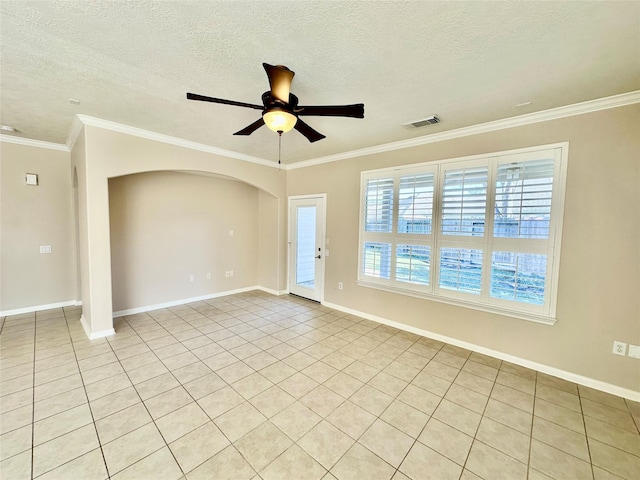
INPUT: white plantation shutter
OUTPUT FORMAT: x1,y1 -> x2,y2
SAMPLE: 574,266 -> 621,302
398,173 -> 434,234
359,144 -> 566,323
364,177 -> 394,233
441,167 -> 488,236
494,159 -> 554,239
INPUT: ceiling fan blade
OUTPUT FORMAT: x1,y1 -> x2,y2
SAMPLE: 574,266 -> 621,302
233,118 -> 265,136
294,118 -> 326,143
263,63 -> 295,104
297,103 -> 364,118
187,92 -> 263,110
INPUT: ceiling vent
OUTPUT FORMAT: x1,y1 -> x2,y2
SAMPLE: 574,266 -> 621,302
403,115 -> 441,128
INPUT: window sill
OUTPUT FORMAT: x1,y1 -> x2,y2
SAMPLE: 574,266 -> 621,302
357,280 -> 557,326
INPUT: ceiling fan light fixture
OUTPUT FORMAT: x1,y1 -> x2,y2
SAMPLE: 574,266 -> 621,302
263,108 -> 297,133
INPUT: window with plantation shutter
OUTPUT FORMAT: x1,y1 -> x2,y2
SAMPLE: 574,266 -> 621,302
358,144 -> 567,324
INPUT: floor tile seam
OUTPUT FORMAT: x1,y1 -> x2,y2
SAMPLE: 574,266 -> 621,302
578,395 -> 635,415
58,308 -> 112,480
455,360 -> 498,476
106,443 -> 168,478
103,332 -> 188,479
584,433 -> 640,460
29,308 -> 37,480
0,394 -> 36,418
0,369 -> 35,388
530,434 -> 595,468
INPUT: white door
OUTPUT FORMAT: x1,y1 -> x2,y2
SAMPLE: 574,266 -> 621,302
289,195 -> 325,302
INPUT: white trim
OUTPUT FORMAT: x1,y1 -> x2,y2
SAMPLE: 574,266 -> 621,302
74,115 -> 277,168
66,115 -> 85,151
257,287 -> 289,296
0,134 -> 69,152
80,314 -> 115,340
0,300 -> 79,317
356,280 -> 556,325
112,287 -> 260,317
323,300 -> 640,401
288,90 -> 640,170
2,90 -> 637,163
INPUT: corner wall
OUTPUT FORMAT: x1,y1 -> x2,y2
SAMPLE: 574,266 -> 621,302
109,171 -> 260,312
72,124 -> 287,337
287,104 -> 640,394
0,141 -> 77,312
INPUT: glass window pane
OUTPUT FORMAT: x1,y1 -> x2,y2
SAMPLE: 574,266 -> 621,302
295,206 -> 316,288
396,245 -> 430,285
494,159 -> 554,239
363,242 -> 392,279
439,248 -> 483,294
491,252 -> 547,305
365,178 -> 394,232
398,174 -> 433,234
442,167 -> 488,236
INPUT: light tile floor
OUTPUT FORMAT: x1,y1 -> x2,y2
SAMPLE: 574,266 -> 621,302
1,291 -> 639,480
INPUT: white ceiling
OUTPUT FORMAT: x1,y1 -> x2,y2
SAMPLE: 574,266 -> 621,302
1,1 -> 639,164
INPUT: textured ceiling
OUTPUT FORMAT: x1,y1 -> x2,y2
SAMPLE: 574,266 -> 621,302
1,1 -> 639,164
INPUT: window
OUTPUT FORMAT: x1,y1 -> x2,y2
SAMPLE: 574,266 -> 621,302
358,144 -> 567,323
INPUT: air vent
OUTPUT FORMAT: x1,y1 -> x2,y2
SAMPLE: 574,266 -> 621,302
403,115 -> 441,128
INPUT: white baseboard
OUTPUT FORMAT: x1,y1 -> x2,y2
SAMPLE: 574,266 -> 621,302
112,286 -> 261,318
1,300 -> 79,317
257,287 -> 289,296
79,314 -> 115,340
323,301 -> 640,402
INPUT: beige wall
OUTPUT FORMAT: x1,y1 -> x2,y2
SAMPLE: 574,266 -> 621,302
287,104 -> 640,392
0,141 -> 76,311
72,125 -> 287,336
109,171 -> 259,312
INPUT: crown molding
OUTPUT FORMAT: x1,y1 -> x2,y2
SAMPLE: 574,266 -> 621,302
4,90 -> 638,165
74,115 -> 277,168
66,115 -> 85,151
0,134 -> 68,152
288,90 -> 640,170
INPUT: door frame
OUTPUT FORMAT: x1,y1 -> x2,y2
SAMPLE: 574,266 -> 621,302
287,194 -> 327,302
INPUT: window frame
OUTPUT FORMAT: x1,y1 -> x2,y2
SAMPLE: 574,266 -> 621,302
357,143 -> 568,325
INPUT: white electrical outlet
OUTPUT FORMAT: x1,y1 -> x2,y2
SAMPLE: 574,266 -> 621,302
612,341 -> 627,356
39,245 -> 52,254
225,271 -> 230,277
628,344 -> 640,359
338,282 -> 343,290
229,270 -> 234,277
189,274 -> 194,283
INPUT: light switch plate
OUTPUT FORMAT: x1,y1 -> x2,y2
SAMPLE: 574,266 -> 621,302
628,344 -> 640,359
26,173 -> 38,186
39,245 -> 52,254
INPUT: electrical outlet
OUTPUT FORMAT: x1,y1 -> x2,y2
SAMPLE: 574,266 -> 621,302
338,282 -> 343,290
612,341 -> 627,356
628,344 -> 640,359
39,245 -> 52,254
229,270 -> 234,277
225,271 -> 230,277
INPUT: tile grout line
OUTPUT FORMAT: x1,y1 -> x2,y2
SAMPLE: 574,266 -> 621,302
30,311 -> 36,480
526,369 -> 538,480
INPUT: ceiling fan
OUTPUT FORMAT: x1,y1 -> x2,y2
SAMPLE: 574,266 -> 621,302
187,63 -> 364,143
